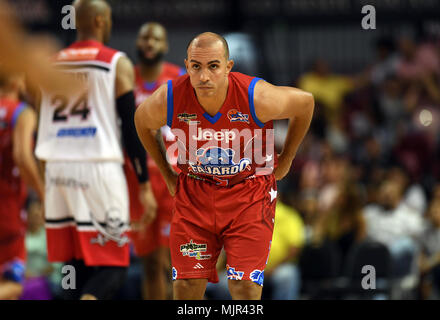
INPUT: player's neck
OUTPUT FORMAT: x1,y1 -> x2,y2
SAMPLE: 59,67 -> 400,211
76,33 -> 103,44
195,79 -> 229,116
139,62 -> 163,83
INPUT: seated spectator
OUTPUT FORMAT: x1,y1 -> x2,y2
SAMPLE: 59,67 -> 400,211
369,36 -> 399,87
21,200 -> 63,300
298,59 -> 354,126
396,36 -> 440,80
363,177 -> 424,276
312,180 -> 366,266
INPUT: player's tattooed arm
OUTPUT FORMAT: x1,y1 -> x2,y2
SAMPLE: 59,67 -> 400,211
253,80 -> 314,180
135,84 -> 178,196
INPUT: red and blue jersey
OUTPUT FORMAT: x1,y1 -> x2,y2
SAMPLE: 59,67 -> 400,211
167,72 -> 277,187
134,62 -> 185,107
126,62 -> 184,222
0,98 -> 27,199
0,98 -> 28,247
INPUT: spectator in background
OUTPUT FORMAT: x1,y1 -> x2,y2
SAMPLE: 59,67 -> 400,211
263,195 -> 305,300
369,37 -> 399,87
21,199 -> 63,300
298,59 -> 354,126
396,36 -> 440,110
312,177 -> 366,265
418,199 -> 440,299
396,36 -> 440,81
363,175 -> 424,276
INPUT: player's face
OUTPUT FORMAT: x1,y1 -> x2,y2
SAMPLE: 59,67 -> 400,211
136,25 -> 168,64
185,43 -> 233,97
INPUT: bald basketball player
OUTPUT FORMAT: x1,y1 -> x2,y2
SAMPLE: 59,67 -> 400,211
126,22 -> 184,300
36,0 -> 152,300
135,32 -> 314,300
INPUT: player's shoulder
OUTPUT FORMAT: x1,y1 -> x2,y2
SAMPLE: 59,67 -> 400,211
97,44 -> 125,64
229,72 -> 262,88
56,41 -> 125,65
0,99 -> 28,127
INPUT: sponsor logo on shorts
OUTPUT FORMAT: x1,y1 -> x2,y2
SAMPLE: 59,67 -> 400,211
250,269 -> 264,286
90,208 -> 130,247
193,263 -> 204,269
48,177 -> 89,190
172,267 -> 177,280
180,239 -> 212,260
226,264 -> 244,281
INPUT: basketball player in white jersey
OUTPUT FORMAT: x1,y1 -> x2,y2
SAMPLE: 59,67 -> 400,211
35,0 -> 152,300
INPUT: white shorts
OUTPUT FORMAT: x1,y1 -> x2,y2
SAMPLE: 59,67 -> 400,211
44,161 -> 130,266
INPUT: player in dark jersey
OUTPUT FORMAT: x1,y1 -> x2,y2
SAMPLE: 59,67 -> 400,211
125,22 -> 184,300
0,73 -> 44,299
135,32 -> 314,300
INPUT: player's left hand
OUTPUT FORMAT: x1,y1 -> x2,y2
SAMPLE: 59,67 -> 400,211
274,152 -> 294,180
139,181 -> 158,227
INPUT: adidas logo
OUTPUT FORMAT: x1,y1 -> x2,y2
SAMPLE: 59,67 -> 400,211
193,263 -> 204,269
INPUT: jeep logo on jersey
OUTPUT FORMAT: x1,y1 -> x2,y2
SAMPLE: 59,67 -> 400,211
192,128 -> 236,143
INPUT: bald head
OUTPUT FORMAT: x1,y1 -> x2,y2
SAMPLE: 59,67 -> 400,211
187,32 -> 229,60
73,0 -> 112,43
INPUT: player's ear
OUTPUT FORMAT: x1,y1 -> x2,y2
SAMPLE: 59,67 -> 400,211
95,14 -> 105,29
184,58 -> 189,71
226,59 -> 234,74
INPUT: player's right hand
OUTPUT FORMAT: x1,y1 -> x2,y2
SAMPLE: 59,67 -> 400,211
139,181 -> 157,226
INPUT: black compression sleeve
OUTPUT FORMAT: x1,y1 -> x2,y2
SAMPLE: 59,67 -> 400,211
116,91 -> 148,183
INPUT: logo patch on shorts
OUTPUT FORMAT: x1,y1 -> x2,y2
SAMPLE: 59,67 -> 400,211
172,267 -> 177,280
89,208 -> 130,247
180,239 -> 212,260
250,269 -> 264,286
226,265 -> 244,281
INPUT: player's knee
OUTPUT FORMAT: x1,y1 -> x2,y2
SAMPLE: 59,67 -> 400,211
173,278 -> 207,299
173,278 -> 204,290
228,279 -> 262,300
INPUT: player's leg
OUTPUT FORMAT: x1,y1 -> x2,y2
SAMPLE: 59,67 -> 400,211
218,175 -> 277,300
142,247 -> 167,300
63,162 -> 130,300
80,266 -> 127,300
173,278 -> 208,300
170,174 -> 222,300
228,279 -> 263,300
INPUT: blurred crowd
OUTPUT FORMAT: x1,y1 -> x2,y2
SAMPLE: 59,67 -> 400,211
262,31 -> 440,300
